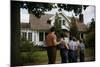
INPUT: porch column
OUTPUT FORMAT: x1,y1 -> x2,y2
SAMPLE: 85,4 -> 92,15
36,31 -> 39,45
26,31 -> 28,40
43,32 -> 45,41
32,31 -> 34,42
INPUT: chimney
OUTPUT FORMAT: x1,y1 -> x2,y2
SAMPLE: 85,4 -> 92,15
79,13 -> 84,23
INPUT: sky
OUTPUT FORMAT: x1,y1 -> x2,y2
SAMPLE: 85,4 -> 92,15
20,5 -> 95,24
83,6 -> 95,24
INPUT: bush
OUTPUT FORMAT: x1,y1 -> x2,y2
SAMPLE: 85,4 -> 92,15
19,38 -> 35,65
20,38 -> 35,52
85,32 -> 95,48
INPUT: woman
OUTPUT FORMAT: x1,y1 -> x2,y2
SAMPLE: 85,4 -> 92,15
59,33 -> 69,63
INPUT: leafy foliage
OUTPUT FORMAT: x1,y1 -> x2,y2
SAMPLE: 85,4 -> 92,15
70,16 -> 79,39
57,4 -> 88,16
89,18 -> 95,32
20,1 -> 54,18
85,18 -> 95,48
20,38 -> 34,52
85,32 -> 95,48
19,1 -> 88,17
54,13 -> 62,39
19,38 -> 47,65
19,38 -> 35,65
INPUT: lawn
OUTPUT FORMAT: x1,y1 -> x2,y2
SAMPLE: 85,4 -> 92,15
20,47 -> 95,65
31,50 -> 61,65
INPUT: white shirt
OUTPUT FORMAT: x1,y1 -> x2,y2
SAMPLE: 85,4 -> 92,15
69,40 -> 78,50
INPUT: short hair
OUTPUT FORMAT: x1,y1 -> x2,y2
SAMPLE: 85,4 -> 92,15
60,33 -> 64,38
73,37 -> 77,41
69,36 -> 73,40
50,27 -> 56,32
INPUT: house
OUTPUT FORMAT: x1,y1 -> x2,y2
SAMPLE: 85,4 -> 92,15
21,12 -> 87,46
21,12 -> 71,46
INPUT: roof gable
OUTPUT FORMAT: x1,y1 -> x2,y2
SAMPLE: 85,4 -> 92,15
59,13 -> 71,23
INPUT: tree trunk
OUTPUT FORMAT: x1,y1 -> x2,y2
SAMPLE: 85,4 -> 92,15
11,1 -> 20,66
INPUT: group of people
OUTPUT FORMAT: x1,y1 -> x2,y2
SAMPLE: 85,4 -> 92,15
45,27 -> 85,64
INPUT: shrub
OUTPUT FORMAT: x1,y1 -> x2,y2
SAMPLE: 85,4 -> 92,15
19,38 -> 35,65
85,32 -> 95,48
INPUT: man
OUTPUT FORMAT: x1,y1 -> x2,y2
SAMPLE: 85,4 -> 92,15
45,27 -> 59,64
68,37 -> 73,62
68,37 -> 79,62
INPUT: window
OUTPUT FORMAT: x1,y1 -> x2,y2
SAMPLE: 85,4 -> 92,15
47,20 -> 51,24
28,32 -> 32,41
63,20 -> 65,25
59,19 -> 65,25
45,32 -> 48,39
81,33 -> 84,39
22,32 -> 27,39
39,32 -> 44,41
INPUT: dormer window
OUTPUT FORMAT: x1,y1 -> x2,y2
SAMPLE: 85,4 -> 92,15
63,20 -> 65,25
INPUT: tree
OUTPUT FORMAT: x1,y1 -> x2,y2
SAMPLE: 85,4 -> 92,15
54,13 -> 62,39
57,4 -> 88,16
20,1 -> 54,18
89,18 -> 95,32
70,16 -> 78,38
85,18 -> 95,48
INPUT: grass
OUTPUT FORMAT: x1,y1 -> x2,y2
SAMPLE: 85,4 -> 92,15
32,51 -> 48,64
31,50 -> 61,65
21,47 -> 95,65
84,47 -> 95,61
85,48 -> 95,57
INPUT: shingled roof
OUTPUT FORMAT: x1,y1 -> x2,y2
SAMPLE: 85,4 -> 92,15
21,13 -> 87,32
29,14 -> 54,31
76,22 -> 87,32
21,23 -> 31,29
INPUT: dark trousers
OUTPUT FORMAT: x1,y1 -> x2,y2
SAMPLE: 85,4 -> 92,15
80,51 -> 85,62
68,50 -> 72,62
72,51 -> 78,62
60,48 -> 68,63
68,50 -> 78,62
47,46 -> 57,64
